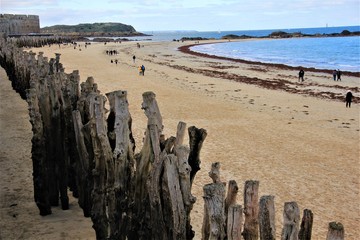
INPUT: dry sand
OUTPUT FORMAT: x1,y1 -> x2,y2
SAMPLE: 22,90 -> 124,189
0,39 -> 359,239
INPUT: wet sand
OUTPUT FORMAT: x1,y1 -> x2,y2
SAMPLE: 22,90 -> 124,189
0,39 -> 359,239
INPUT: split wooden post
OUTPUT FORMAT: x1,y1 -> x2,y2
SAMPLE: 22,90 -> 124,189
105,90 -> 135,239
281,201 -> 300,240
188,126 -> 207,184
26,86 -> 51,216
225,181 -> 242,240
225,180 -> 239,217
298,209 -> 313,240
90,93 -> 110,240
202,162 -> 226,240
326,222 -> 344,240
163,153 -> 187,239
242,180 -> 260,240
259,195 -> 276,240
227,204 -> 243,240
177,144 -> 196,239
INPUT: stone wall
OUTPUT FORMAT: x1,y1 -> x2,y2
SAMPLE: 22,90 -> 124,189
0,14 -> 40,35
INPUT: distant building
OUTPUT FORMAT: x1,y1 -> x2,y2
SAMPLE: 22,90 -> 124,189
0,14 -> 40,35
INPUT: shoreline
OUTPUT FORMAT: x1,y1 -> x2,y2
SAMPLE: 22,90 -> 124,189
178,43 -> 360,77
175,42 -> 359,103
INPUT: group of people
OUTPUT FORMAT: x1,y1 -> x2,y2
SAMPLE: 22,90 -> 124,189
332,69 -> 342,81
299,68 -> 343,82
298,69 -> 353,108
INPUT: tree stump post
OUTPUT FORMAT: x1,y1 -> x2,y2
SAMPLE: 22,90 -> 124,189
281,201 -> 300,240
188,126 -> 207,184
162,153 -> 187,239
326,222 -> 344,240
225,180 -> 239,217
106,90 -> 135,240
202,162 -> 226,240
298,209 -> 313,240
242,180 -> 259,240
259,195 -> 276,240
26,86 -> 51,216
227,204 -> 243,240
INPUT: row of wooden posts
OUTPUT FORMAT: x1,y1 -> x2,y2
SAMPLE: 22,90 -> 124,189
0,36 -> 345,240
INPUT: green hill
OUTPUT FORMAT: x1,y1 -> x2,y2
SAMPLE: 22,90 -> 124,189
41,22 -> 141,36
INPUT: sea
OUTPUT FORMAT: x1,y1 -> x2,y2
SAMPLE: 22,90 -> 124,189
126,26 -> 360,72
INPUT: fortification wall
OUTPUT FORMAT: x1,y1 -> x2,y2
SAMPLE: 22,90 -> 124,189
0,14 -> 40,35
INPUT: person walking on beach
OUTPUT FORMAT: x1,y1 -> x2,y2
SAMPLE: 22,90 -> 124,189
332,70 -> 337,81
141,65 -> 145,76
337,69 -> 342,81
298,69 -> 305,82
345,90 -> 353,108
138,66 -> 143,76
133,55 -> 136,63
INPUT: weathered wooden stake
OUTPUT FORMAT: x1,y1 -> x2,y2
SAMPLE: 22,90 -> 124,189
281,201 -> 300,240
188,126 -> 207,184
259,195 -> 276,240
227,204 -> 243,240
242,180 -> 260,240
225,180 -> 239,217
202,162 -> 226,240
298,209 -> 313,240
326,222 -> 344,240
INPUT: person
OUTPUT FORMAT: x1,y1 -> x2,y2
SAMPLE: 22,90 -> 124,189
345,90 -> 353,108
133,55 -> 136,63
298,69 -> 304,82
138,66 -> 143,76
332,70 -> 337,81
141,65 -> 145,76
337,69 -> 341,81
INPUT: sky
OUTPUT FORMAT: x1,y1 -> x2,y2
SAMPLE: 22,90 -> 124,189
1,0 -> 359,31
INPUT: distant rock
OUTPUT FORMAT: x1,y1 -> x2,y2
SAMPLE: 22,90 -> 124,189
221,34 -> 252,39
220,29 -> 360,40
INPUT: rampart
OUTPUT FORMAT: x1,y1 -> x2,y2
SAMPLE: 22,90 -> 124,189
0,14 -> 40,35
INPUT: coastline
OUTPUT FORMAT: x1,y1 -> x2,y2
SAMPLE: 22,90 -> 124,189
1,39 -> 359,239
178,42 -> 360,77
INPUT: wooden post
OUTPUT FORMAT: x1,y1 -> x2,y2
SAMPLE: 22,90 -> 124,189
176,144 -> 196,239
26,87 -> 52,216
281,201 -> 300,240
72,110 -> 92,217
259,195 -> 276,240
227,204 -> 243,240
326,222 -> 344,240
202,183 -> 226,240
225,180 -> 238,216
105,90 -> 135,240
175,121 -> 187,147
242,180 -> 260,240
202,162 -> 226,240
188,126 -> 207,184
162,154 -> 187,239
298,209 -> 313,240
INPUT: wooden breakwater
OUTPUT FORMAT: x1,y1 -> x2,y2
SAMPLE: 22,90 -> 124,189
0,36 -> 345,240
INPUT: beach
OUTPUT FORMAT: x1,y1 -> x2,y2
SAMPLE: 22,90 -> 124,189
0,39 -> 359,239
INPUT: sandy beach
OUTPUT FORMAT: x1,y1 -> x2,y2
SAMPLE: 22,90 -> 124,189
1,39 -> 359,239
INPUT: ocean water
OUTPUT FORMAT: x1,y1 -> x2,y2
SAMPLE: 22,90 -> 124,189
190,36 -> 360,72
129,26 -> 359,72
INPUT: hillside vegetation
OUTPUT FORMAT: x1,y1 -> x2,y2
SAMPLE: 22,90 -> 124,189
40,22 -> 144,37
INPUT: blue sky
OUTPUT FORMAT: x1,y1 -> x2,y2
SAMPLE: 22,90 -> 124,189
1,0 -> 359,31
